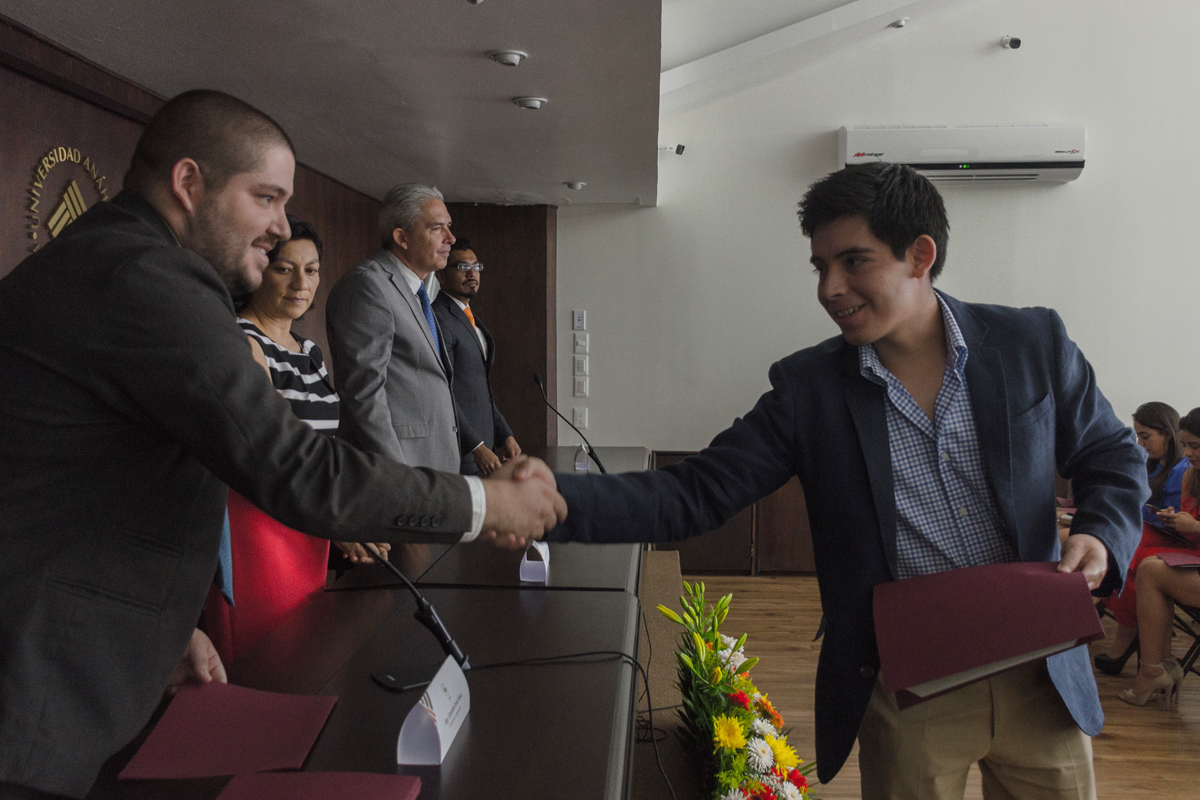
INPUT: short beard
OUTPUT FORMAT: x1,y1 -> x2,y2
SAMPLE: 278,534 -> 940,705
186,199 -> 262,298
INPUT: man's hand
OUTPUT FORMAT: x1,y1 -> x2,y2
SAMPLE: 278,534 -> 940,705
1057,532 -> 1109,591
167,629 -> 227,695
480,456 -> 566,547
473,444 -> 502,476
501,436 -> 522,461
336,540 -> 391,563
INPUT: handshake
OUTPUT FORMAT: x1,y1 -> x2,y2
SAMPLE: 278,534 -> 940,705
478,456 -> 568,547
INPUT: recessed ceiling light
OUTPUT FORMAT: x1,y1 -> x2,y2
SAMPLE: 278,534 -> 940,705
888,18 -> 909,28
512,96 -> 548,110
487,50 -> 528,67
564,182 -> 586,190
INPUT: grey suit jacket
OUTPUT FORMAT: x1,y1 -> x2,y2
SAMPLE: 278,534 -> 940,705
432,292 -> 514,474
0,193 -> 473,798
326,251 -> 469,473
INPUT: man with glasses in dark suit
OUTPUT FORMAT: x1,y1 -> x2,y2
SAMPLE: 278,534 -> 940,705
433,238 -> 522,476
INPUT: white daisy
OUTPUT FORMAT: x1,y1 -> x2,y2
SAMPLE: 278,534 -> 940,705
724,649 -> 747,671
747,736 -> 774,772
752,718 -> 778,737
719,788 -> 745,800
720,633 -> 739,649
777,782 -> 803,800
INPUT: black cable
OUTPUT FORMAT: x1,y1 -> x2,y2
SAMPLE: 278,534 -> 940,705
532,373 -> 607,473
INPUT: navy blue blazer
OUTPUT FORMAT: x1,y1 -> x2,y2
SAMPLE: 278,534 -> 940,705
548,293 -> 1146,783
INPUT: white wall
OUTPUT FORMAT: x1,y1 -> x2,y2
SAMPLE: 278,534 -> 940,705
557,0 -> 1198,450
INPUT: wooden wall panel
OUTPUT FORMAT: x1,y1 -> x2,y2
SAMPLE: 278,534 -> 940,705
0,64 -> 142,279
756,476 -> 816,573
286,167 -> 381,371
444,202 -> 558,456
650,451 -> 755,574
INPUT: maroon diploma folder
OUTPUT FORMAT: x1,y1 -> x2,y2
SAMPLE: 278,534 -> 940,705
216,772 -> 421,800
1157,551 -> 1200,568
873,562 -> 1104,708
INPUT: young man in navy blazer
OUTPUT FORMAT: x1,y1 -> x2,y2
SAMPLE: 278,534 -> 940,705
538,163 -> 1146,799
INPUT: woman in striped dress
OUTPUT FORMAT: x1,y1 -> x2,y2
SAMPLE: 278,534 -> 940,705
204,217 -> 388,663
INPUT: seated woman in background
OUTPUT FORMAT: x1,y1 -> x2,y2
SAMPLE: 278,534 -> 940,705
1118,406 -> 1200,709
1095,402 -> 1190,675
204,216 -> 388,664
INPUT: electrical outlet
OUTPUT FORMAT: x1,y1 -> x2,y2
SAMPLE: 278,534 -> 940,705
572,407 -> 588,428
572,309 -> 587,330
574,377 -> 589,397
573,355 -> 588,376
573,332 -> 589,354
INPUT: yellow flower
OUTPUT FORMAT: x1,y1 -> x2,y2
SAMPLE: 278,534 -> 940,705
766,734 -> 800,770
756,693 -> 785,729
713,714 -> 747,751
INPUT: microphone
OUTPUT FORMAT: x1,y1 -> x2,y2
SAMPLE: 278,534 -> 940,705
366,546 -> 469,691
533,373 -> 607,474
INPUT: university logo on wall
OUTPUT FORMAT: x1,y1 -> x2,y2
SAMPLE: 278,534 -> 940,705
27,146 -> 110,252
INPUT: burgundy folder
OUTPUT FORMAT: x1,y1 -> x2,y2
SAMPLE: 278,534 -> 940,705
119,681 -> 337,779
1157,551 -> 1200,568
216,772 -> 421,800
873,562 -> 1104,708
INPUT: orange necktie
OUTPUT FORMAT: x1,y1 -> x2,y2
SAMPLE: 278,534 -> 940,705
463,306 -> 476,327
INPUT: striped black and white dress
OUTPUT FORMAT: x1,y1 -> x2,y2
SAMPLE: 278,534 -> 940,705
239,319 -> 339,434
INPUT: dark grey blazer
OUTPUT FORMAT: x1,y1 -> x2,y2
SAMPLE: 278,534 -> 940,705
0,193 -> 473,798
432,292 -> 514,474
548,293 -> 1147,783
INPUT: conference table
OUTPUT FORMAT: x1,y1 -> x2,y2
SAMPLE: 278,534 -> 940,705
88,447 -> 654,800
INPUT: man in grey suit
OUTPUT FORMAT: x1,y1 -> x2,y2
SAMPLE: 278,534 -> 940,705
326,185 -> 482,473
0,91 -> 563,800
433,238 -> 522,476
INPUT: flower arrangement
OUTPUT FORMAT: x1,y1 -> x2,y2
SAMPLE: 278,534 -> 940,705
658,581 -> 816,800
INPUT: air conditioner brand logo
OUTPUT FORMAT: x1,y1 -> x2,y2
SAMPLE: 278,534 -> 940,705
1054,149 -> 1081,154
853,152 -> 884,158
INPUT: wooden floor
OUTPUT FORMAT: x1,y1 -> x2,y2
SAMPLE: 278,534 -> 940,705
690,574 -> 1200,800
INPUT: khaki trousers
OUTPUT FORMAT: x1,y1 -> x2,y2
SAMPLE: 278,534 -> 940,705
858,661 -> 1095,800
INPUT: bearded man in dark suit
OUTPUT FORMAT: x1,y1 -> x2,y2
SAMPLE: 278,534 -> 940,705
0,90 -> 563,800
433,238 -> 522,476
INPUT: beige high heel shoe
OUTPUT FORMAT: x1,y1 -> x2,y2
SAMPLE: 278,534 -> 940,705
1163,656 -> 1185,684
1118,663 -> 1180,711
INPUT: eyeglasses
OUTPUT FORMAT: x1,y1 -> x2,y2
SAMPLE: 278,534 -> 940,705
450,262 -> 484,272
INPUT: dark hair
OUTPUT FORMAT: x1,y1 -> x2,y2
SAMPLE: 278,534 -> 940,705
234,216 -> 321,313
797,163 -> 950,281
1181,408 -> 1200,502
447,237 -> 473,259
124,89 -> 294,194
1134,401 -> 1183,504
268,215 -> 323,261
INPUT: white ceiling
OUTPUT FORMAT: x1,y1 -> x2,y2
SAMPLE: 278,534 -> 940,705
1,0 -> 661,207
4,0 -> 974,207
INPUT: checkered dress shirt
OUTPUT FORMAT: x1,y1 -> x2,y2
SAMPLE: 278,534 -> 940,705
859,295 -> 1018,578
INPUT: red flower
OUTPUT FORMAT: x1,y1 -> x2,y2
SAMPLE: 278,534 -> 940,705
727,690 -> 752,710
787,768 -> 809,790
749,789 -> 777,800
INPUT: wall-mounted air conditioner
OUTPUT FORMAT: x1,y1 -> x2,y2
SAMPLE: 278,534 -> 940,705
838,125 -> 1086,183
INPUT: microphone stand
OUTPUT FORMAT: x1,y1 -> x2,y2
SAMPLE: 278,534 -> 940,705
366,546 -> 469,691
533,373 -> 607,474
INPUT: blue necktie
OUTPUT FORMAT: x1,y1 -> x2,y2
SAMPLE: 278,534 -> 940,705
214,508 -> 235,606
417,283 -> 441,354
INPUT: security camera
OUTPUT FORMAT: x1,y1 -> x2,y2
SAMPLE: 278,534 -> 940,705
1001,35 -> 1021,49
658,144 -> 685,155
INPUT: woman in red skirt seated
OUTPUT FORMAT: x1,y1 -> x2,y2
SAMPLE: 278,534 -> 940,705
1095,402 -> 1191,675
203,217 -> 388,664
1117,407 -> 1200,708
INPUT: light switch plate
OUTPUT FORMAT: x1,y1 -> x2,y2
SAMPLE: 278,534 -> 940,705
574,377 -> 589,397
573,355 -> 588,376
573,332 -> 589,354
572,309 -> 587,330
572,407 -> 588,428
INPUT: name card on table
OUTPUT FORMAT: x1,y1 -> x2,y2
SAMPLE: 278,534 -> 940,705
396,655 -> 470,765
519,540 -> 550,583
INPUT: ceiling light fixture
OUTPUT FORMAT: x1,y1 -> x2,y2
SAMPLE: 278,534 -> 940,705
512,96 -> 548,110
487,50 -> 528,67
564,182 -> 586,191
888,18 -> 909,28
